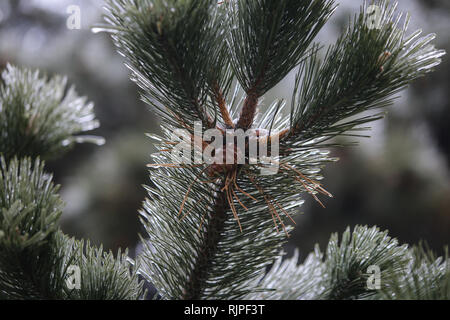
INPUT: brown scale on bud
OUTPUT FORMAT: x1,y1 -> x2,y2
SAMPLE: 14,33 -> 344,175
148,87 -> 329,235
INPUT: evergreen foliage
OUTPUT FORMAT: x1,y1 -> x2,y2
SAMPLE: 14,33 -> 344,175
379,244 -> 450,300
245,226 -> 449,300
103,0 -> 231,130
0,0 -> 448,300
0,65 -> 104,162
286,2 -> 444,145
99,0 -> 448,300
0,157 -> 66,299
0,67 -> 143,300
227,0 -> 335,98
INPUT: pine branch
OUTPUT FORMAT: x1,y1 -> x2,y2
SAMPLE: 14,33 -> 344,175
244,246 -> 326,300
0,157 -> 62,250
102,0 -> 446,300
378,244 -> 450,300
139,151 -> 291,299
0,65 -> 143,300
227,0 -> 336,97
283,1 -> 445,149
61,233 -> 144,300
227,0 -> 336,130
246,226 -> 450,300
0,157 -> 65,299
320,225 -> 408,300
0,157 -> 144,299
0,64 -> 104,162
180,181 -> 228,300
101,0 -> 230,131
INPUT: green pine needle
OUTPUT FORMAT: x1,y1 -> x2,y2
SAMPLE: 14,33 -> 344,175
246,226 -> 449,300
0,157 -> 143,299
0,64 -> 104,162
90,0 -> 449,300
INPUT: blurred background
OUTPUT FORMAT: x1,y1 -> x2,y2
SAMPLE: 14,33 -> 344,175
0,0 -> 448,265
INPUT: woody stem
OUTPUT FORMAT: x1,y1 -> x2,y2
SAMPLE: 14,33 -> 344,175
236,90 -> 259,130
181,180 -> 229,300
